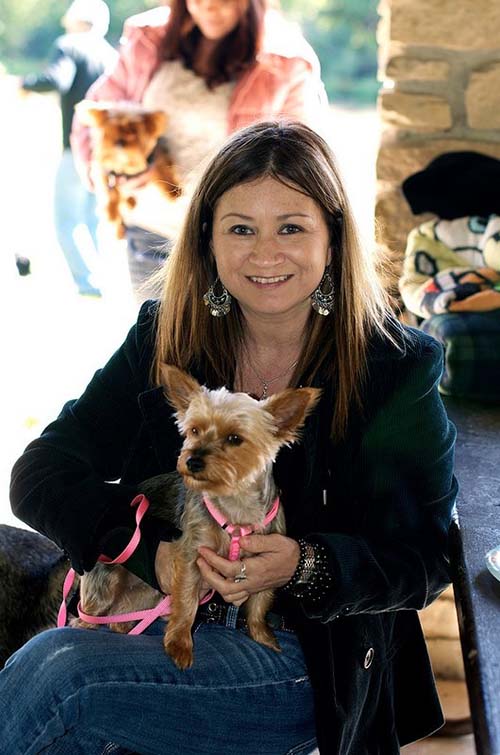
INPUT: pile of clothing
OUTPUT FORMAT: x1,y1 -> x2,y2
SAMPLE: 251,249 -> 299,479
399,151 -> 500,400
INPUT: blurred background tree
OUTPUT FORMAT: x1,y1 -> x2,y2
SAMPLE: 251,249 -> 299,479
0,0 -> 379,104
281,0 -> 379,103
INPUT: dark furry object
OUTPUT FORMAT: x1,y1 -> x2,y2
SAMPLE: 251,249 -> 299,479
0,525 -> 69,668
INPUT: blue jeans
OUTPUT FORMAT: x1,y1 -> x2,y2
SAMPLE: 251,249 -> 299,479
125,226 -> 171,304
0,618 -> 317,755
54,149 -> 101,296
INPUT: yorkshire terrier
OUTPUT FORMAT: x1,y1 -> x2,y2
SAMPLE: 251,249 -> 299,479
76,101 -> 181,238
74,365 -> 320,669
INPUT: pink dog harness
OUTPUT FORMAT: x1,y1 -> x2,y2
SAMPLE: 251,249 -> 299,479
58,493 -> 280,634
57,495 -> 185,635
203,495 -> 280,561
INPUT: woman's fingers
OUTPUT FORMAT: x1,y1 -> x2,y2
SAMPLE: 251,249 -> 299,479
197,555 -> 249,606
198,546 -> 246,579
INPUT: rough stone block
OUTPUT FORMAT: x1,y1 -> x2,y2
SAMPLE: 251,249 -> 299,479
388,0 -> 500,50
375,185 -> 430,256
466,63 -> 500,129
379,91 -> 452,130
385,57 -> 450,82
376,138 -> 500,185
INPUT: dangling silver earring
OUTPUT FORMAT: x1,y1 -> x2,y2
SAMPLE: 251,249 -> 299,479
311,268 -> 335,316
203,277 -> 232,317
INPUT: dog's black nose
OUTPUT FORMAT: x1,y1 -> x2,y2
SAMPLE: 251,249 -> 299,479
186,455 -> 205,473
115,139 -> 126,148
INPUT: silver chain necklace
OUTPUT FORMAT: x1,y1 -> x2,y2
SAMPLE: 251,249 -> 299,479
247,356 -> 299,399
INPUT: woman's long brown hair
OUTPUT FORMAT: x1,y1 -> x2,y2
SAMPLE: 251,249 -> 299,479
153,121 -> 402,437
162,0 -> 265,88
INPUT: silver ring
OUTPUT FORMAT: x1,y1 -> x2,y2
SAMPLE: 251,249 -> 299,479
233,560 -> 247,583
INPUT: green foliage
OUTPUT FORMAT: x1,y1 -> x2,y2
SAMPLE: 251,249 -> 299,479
281,0 -> 379,104
0,0 -> 156,72
0,0 -> 379,104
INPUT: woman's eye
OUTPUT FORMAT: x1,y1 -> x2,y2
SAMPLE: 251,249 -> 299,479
226,434 -> 243,446
280,224 -> 302,234
230,225 -> 253,235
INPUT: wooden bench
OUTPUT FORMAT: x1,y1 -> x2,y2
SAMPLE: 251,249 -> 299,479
445,397 -> 500,755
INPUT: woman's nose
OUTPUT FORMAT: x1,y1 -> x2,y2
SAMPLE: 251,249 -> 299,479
249,237 -> 285,266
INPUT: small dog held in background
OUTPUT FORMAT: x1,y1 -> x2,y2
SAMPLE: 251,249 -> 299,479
75,365 -> 320,669
76,101 -> 181,238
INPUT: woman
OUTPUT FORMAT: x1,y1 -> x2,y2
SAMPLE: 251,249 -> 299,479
3,122 -> 457,754
72,0 -> 328,298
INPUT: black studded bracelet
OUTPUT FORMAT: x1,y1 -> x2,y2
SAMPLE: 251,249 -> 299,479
282,539 -> 333,601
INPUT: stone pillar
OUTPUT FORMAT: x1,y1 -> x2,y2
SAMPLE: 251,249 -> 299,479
376,0 -> 500,314
376,0 -> 500,693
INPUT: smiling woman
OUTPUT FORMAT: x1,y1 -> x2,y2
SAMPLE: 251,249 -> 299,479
212,177 -> 331,353
4,121 -> 458,755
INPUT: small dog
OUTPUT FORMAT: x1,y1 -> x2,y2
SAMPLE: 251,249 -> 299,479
76,101 -> 182,238
75,365 -> 320,669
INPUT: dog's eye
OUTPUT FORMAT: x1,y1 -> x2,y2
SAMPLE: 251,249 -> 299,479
226,434 -> 243,446
190,427 -> 199,435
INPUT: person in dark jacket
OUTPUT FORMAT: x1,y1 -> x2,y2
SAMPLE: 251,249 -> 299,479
21,0 -> 117,296
1,121 -> 457,755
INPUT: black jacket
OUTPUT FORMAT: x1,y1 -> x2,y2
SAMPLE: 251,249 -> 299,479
22,32 -> 116,149
10,301 -> 458,754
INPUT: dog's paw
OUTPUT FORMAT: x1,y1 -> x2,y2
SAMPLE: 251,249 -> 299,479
163,635 -> 194,669
247,623 -> 281,653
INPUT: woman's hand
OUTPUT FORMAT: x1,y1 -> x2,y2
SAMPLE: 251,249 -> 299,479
155,541 -> 211,600
197,534 -> 300,607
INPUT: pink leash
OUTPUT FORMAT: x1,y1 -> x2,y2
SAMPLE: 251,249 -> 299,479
203,495 -> 280,561
58,493 -> 280,635
58,494 -> 212,635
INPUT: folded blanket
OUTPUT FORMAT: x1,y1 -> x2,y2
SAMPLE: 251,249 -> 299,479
400,215 -> 500,318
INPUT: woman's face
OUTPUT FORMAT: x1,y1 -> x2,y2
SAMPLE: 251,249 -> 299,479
211,176 -> 332,323
186,0 -> 247,41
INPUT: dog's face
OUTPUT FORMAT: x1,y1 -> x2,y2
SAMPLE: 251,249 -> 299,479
76,102 -> 167,175
160,365 -> 321,498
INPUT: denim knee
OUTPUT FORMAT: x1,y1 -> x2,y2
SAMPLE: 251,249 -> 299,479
3,627 -> 86,694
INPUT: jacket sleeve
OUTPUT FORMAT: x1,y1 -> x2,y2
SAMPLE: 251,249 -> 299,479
9,302 -> 176,580
22,40 -> 77,95
279,59 -> 329,135
300,336 -> 458,621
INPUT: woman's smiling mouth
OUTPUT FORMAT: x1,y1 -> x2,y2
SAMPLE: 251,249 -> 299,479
247,274 -> 293,286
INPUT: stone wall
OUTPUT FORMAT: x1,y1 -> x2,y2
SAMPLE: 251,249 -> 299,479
376,0 -> 500,314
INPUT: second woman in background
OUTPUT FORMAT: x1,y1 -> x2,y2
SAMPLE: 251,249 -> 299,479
72,0 -> 328,299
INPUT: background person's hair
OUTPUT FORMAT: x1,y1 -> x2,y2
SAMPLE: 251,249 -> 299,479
161,0 -> 265,89
154,120 -> 401,437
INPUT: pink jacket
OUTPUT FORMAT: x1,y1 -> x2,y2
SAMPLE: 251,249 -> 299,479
71,6 -> 328,169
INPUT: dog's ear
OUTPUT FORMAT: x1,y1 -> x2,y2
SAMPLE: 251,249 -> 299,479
160,365 -> 202,417
264,387 -> 321,443
76,102 -> 109,127
143,111 -> 167,138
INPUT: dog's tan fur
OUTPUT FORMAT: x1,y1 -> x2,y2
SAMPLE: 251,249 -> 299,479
76,101 -> 181,238
74,366 -> 320,669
